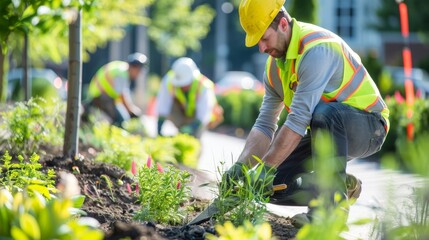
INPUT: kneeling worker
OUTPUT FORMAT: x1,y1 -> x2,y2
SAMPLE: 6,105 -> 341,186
156,57 -> 221,139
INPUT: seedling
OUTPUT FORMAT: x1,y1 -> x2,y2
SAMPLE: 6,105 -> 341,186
0,151 -> 56,199
133,157 -> 191,224
213,157 -> 273,226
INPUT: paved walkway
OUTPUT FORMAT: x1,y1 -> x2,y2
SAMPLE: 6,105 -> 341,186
142,116 -> 425,239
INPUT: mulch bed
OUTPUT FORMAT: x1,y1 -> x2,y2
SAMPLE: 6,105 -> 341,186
36,143 -> 298,240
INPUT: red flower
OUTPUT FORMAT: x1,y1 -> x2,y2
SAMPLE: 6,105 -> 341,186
394,90 -> 405,103
126,183 -> 132,194
135,183 -> 140,194
146,156 -> 152,168
157,162 -> 164,173
176,181 -> 181,189
131,160 -> 137,176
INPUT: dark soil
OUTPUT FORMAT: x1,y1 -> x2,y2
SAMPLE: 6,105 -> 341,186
39,143 -> 298,240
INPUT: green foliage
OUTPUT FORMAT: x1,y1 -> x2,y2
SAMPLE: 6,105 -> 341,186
288,0 -> 318,24
148,0 -> 215,57
133,160 -> 191,224
0,151 -> 56,199
375,134 -> 429,239
90,122 -> 149,171
143,134 -> 201,168
10,77 -> 61,101
121,118 -> 149,137
6,0 -> 153,65
214,160 -> 271,226
206,220 -> 276,240
81,121 -> 200,170
218,91 -> 264,129
0,189 -> 103,240
296,131 -> 371,239
375,0 -> 429,36
381,97 -> 429,156
0,98 -> 65,157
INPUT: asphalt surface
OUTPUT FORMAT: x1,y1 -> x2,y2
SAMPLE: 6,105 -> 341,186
142,115 -> 425,239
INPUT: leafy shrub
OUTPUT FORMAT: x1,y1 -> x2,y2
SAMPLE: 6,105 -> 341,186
217,90 -> 288,130
0,189 -> 103,240
82,122 -> 200,170
217,91 -> 263,129
143,134 -> 200,168
206,220 -> 276,240
381,95 -> 429,157
89,122 -> 149,171
0,98 -> 64,157
0,151 -> 56,199
133,158 -> 191,224
122,118 -> 148,137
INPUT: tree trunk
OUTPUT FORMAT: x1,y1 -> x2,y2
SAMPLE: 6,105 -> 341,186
23,33 -> 30,101
63,9 -> 82,159
0,46 -> 5,102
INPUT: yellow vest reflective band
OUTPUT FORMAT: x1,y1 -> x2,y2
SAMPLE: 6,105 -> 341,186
88,61 -> 129,99
265,20 -> 390,131
167,71 -> 215,118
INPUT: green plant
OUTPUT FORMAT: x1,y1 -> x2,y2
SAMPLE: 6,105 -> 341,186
217,91 -> 264,129
122,118 -> 148,137
133,157 -> 192,224
0,97 -> 65,157
206,220 -> 276,240
90,122 -> 149,171
143,134 -> 200,167
296,131 -> 372,239
381,96 -> 429,161
374,134 -> 429,239
100,174 -> 115,201
0,151 -> 56,199
214,158 -> 273,226
0,189 -> 103,240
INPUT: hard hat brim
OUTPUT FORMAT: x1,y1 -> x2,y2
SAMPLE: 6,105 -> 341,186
245,32 -> 263,47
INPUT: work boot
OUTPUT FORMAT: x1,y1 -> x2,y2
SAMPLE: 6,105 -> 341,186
346,173 -> 362,200
291,208 -> 315,228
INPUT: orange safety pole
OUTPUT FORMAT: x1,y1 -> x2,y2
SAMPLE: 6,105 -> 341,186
398,1 -> 415,140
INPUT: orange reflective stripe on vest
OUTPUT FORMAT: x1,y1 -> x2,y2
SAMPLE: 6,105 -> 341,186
268,20 -> 389,131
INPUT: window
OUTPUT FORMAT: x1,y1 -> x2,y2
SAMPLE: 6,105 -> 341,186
335,0 -> 355,38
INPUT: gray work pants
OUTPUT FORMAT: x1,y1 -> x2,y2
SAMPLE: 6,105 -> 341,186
84,94 -> 130,127
167,100 -> 205,139
270,101 -> 387,206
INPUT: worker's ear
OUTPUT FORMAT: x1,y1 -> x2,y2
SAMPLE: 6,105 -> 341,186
279,17 -> 289,32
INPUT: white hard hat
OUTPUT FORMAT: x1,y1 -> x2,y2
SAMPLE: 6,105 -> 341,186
170,57 -> 200,87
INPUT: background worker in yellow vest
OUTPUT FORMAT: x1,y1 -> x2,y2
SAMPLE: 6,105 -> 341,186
156,57 -> 217,139
82,52 -> 148,127
223,0 -> 389,225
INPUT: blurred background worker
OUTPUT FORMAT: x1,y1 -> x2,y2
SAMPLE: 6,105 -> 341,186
156,57 -> 221,139
82,52 -> 148,127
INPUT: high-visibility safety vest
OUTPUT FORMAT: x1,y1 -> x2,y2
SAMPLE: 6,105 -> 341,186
166,71 -> 215,118
265,19 -> 390,131
88,61 -> 129,99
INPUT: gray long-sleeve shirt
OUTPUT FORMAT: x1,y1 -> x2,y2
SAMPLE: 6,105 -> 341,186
253,44 -> 345,139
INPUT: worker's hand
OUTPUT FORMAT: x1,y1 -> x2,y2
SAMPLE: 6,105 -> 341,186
179,120 -> 202,136
221,162 -> 247,190
179,125 -> 194,135
247,163 -> 277,197
129,107 -> 142,119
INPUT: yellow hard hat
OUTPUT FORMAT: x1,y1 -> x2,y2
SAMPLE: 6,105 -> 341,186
239,0 -> 286,47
